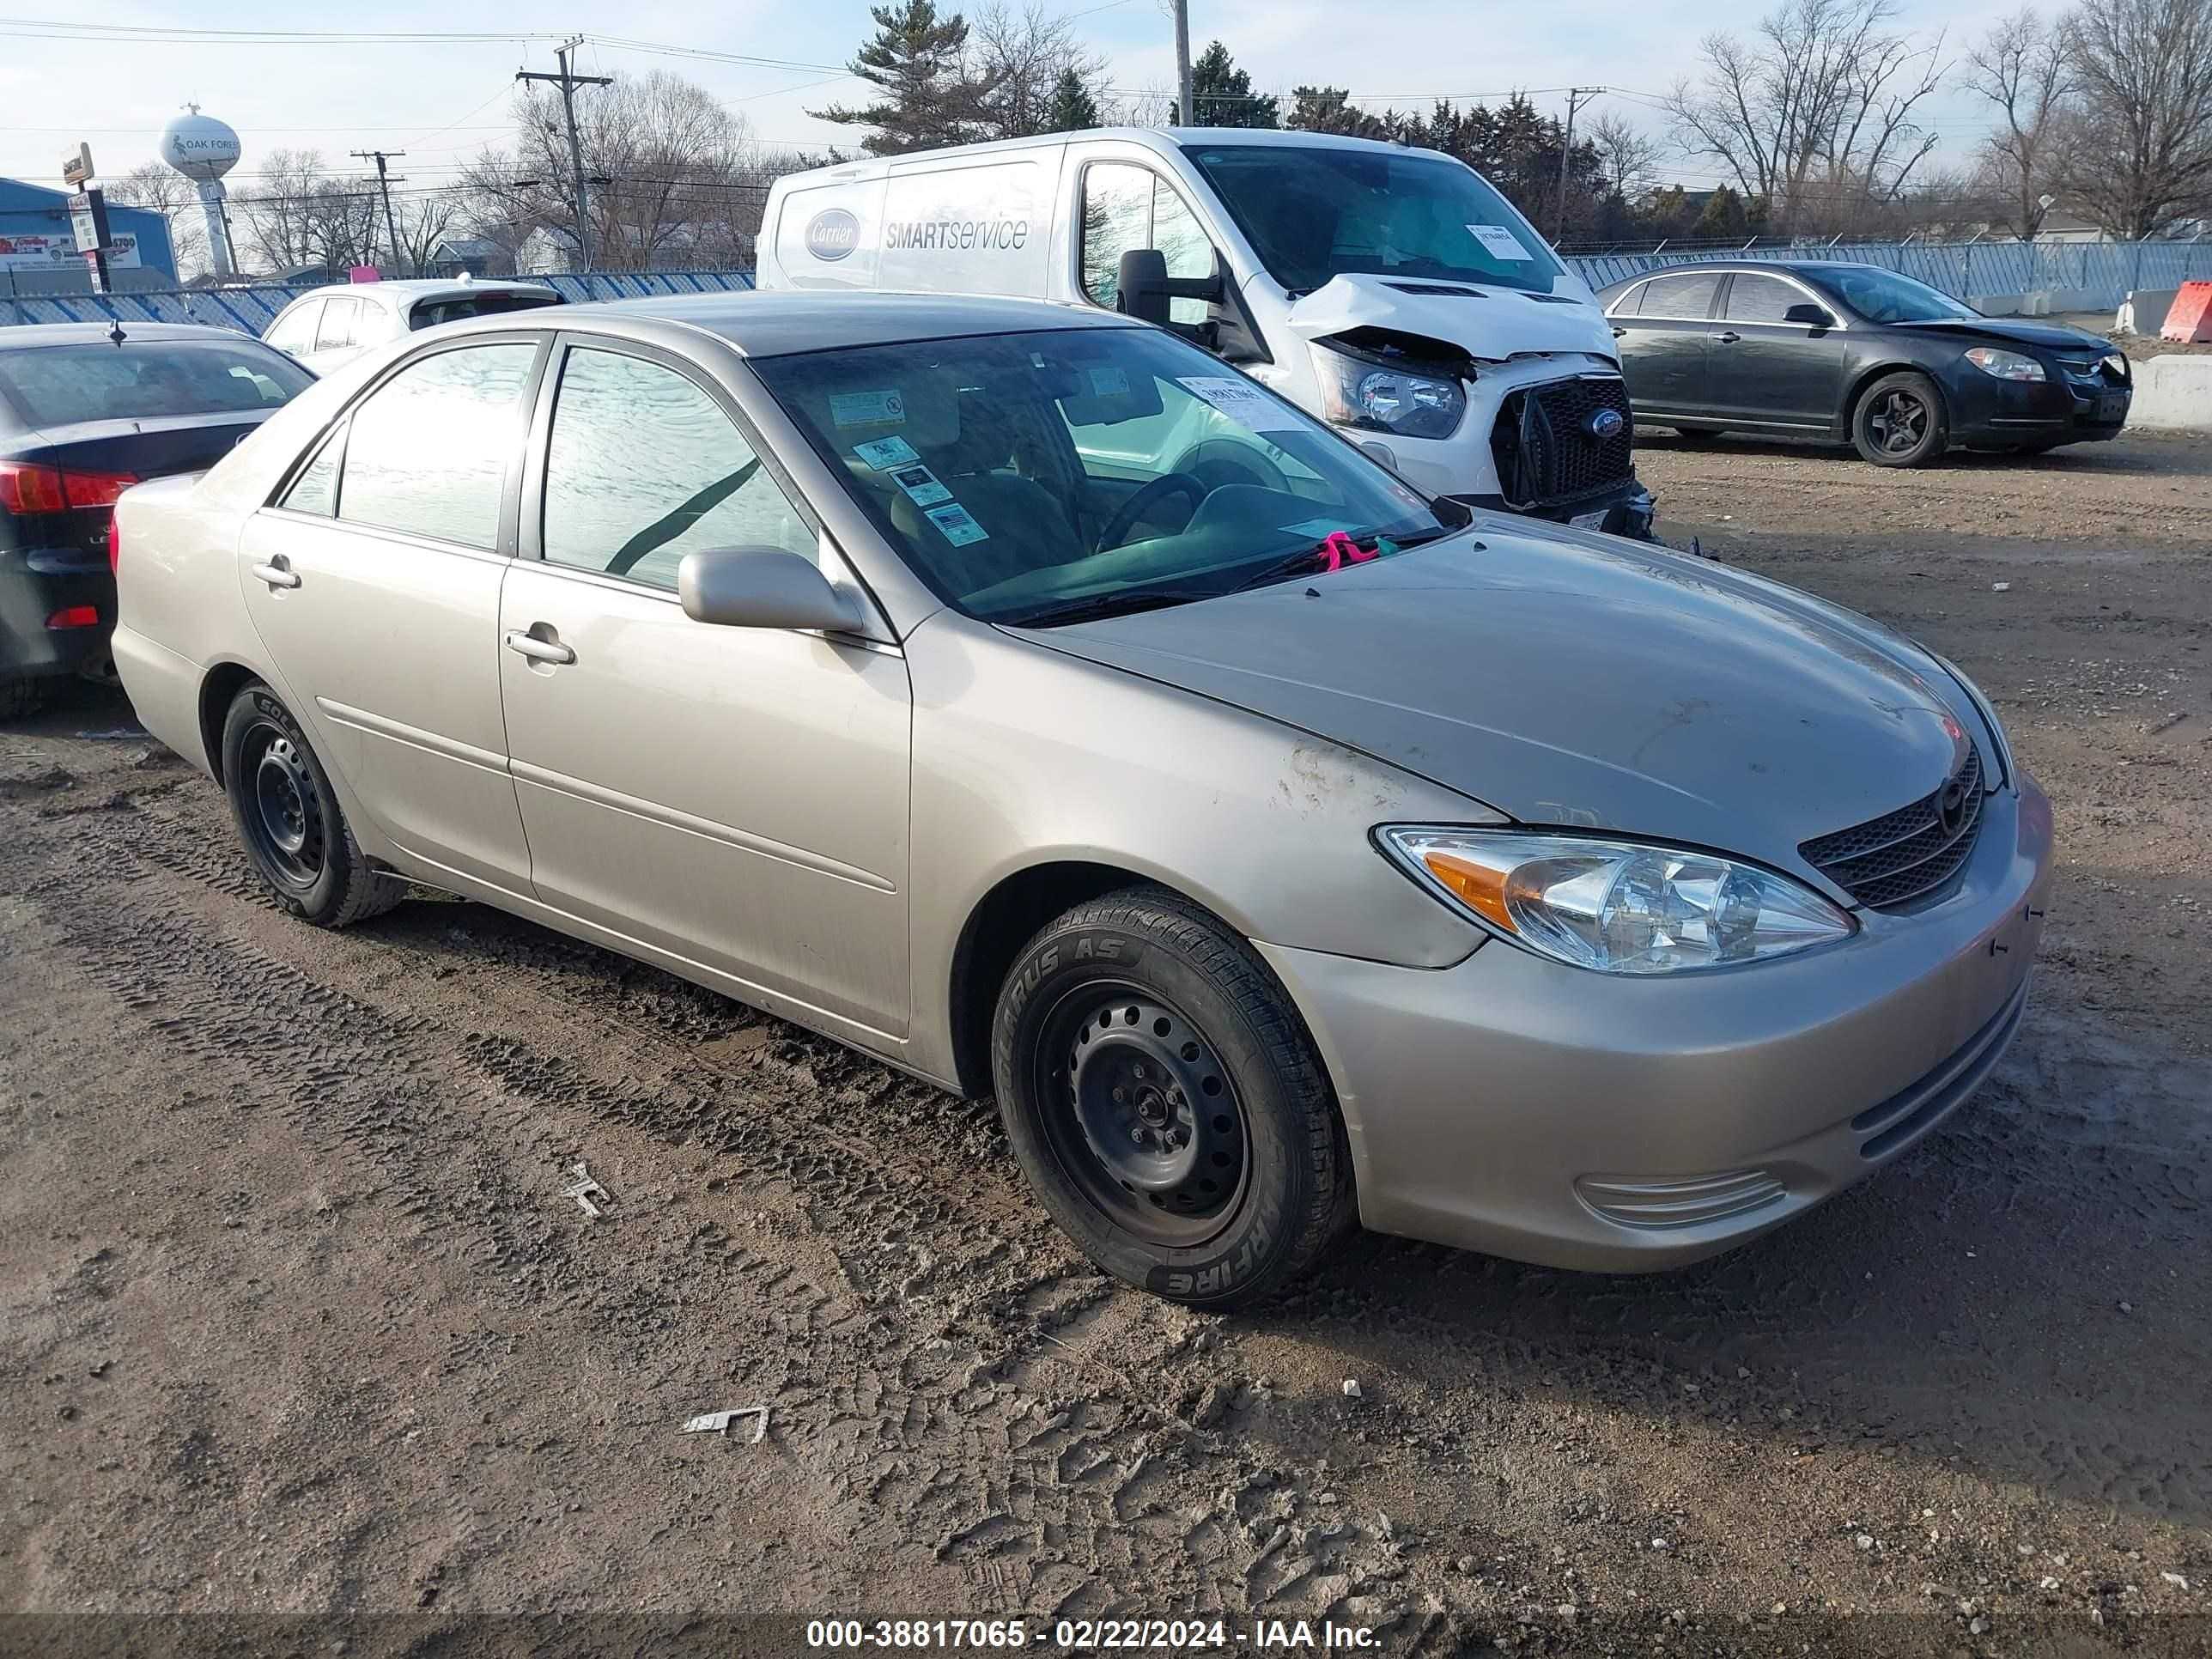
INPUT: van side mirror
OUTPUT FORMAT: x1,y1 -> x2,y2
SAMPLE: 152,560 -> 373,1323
678,547 -> 865,633
1116,249 -> 1172,326
1784,301 -> 1836,329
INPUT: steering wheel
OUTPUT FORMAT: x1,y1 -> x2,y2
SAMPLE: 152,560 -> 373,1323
1097,472 -> 1211,552
1170,439 -> 1291,497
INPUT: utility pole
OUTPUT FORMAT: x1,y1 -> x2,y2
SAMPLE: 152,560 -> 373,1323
351,149 -> 406,274
518,37 -> 611,271
1173,0 -> 1193,126
1553,87 -> 1603,240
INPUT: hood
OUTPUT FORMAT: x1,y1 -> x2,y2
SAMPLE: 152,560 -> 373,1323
1283,273 -> 1616,363
1020,530 -> 1978,885
1893,316 -> 2113,355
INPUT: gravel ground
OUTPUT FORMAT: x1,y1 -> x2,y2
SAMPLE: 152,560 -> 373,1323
3,430 -> 2209,1656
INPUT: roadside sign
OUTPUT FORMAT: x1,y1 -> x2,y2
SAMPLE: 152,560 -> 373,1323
68,190 -> 111,255
62,143 -> 94,188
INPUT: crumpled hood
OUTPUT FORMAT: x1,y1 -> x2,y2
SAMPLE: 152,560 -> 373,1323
1022,529 -> 1978,885
1283,272 -> 1616,363
1891,317 -> 2113,355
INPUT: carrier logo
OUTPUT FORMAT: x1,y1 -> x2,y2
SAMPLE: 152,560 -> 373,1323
1583,406 -> 1626,441
805,209 -> 861,262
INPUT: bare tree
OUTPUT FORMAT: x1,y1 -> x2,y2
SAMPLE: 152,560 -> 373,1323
1665,0 -> 1949,236
1587,112 -> 1663,204
972,3 -> 1105,139
467,70 -> 768,270
236,149 -> 381,274
104,160 -> 209,279
2057,0 -> 2212,237
1962,9 -> 2074,237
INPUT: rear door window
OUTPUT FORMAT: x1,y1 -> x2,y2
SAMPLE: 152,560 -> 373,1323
265,300 -> 324,355
1639,272 -> 1723,320
314,298 -> 360,352
337,342 -> 538,549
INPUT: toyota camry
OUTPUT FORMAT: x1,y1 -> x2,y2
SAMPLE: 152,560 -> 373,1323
110,292 -> 2051,1307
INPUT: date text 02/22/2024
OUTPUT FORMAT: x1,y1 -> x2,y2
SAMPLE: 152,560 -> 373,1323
804,1618 -> 1382,1650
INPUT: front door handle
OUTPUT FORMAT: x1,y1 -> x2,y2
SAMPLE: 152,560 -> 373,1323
504,629 -> 575,665
1610,325 -> 1626,337
1714,330 -> 1742,344
251,557 -> 301,589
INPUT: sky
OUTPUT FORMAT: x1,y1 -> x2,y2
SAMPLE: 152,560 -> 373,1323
0,0 -> 2032,201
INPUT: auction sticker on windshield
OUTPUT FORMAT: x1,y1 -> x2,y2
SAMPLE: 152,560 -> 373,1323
889,464 -> 953,507
1178,375 -> 1301,432
852,435 -> 921,470
1466,224 -> 1531,260
831,389 -> 906,427
925,502 -> 990,545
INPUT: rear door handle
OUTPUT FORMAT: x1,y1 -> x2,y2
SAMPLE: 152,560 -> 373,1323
504,629 -> 575,665
1714,330 -> 1741,344
251,557 -> 301,589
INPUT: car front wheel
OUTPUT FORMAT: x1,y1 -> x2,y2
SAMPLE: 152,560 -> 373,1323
220,682 -> 405,927
991,885 -> 1350,1309
1851,371 -> 1948,466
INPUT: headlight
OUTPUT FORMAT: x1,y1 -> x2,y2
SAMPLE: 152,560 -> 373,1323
1378,828 -> 1855,975
1964,347 -> 2045,382
1310,343 -> 1465,440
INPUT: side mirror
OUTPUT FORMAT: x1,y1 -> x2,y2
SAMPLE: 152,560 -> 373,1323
678,547 -> 866,634
1116,248 -> 1172,326
1784,301 -> 1836,329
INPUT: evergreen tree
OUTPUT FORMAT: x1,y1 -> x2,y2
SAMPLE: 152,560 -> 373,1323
1694,184 -> 1751,240
1045,66 -> 1101,132
811,0 -> 994,155
1184,41 -> 1278,127
1285,86 -> 1393,140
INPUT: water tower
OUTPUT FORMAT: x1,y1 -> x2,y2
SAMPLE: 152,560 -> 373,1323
160,106 -> 242,278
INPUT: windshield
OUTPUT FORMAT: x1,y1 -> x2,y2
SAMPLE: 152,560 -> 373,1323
1816,266 -> 1979,324
1184,144 -> 1565,296
0,338 -> 311,428
752,325 -> 1449,624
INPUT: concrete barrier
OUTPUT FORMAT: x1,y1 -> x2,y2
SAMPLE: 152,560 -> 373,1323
2018,287 -> 2106,317
2117,289 -> 2182,336
1970,293 -> 2024,316
2130,355 -> 2212,429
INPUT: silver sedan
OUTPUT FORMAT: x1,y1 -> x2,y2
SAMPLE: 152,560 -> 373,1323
111,293 -> 2052,1307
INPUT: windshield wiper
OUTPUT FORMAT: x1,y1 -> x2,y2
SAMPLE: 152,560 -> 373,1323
1228,526 -> 1452,593
1001,586 -> 1224,629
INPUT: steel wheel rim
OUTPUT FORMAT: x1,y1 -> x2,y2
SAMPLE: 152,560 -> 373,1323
1869,390 -> 1927,454
1032,981 -> 1251,1249
243,720 -> 325,889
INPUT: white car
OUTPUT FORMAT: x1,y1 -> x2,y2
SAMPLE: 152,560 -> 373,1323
260,278 -> 562,375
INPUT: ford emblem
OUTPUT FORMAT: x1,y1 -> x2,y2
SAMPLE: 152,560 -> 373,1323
1585,406 -> 1626,441
805,209 -> 860,262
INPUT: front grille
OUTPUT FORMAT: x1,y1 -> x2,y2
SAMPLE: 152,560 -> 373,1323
2055,353 -> 2128,387
1489,375 -> 1636,509
1801,746 -> 1984,909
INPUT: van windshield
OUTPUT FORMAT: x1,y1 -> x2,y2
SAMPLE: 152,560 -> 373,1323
752,325 -> 1450,626
1186,144 -> 1565,296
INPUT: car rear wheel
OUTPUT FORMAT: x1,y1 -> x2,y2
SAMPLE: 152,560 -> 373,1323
1851,371 -> 1948,466
991,885 -> 1350,1309
0,678 -> 42,721
220,682 -> 405,927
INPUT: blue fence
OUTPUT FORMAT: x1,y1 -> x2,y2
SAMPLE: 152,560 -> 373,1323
6,240 -> 2209,333
0,269 -> 756,332
1565,239 -> 2212,309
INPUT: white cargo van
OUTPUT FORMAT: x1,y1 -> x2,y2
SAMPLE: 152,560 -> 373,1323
758,127 -> 1654,536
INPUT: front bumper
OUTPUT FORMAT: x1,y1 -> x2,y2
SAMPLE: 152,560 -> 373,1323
1453,478 -> 1658,541
1950,366 -> 2131,445
1256,776 -> 2055,1272
1,546 -> 116,684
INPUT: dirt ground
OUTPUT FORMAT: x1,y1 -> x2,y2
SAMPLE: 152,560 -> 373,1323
3,429 -> 2209,1656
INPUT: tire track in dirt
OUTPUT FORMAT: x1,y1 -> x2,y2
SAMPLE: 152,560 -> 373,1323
0,782 -> 1461,1641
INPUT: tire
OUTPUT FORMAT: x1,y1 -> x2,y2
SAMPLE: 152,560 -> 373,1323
1850,371 -> 1948,466
991,884 -> 1350,1310
219,682 -> 405,927
0,678 -> 42,721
